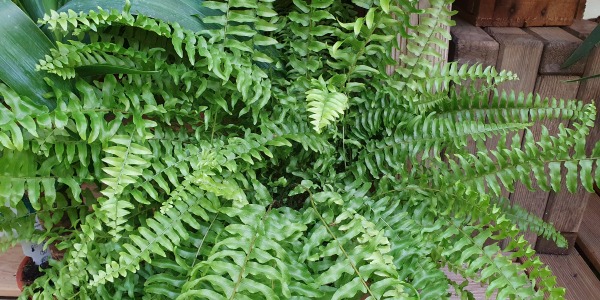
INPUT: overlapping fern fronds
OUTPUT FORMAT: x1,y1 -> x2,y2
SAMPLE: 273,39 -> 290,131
3,0 -> 600,299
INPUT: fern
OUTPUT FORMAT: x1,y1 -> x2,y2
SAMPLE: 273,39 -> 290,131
3,0 -> 600,299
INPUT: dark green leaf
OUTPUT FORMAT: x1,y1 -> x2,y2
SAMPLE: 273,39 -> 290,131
59,0 -> 221,32
75,64 -> 159,77
0,1 -> 70,109
562,24 -> 600,68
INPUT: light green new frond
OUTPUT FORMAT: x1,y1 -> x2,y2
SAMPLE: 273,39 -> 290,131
91,171 -> 220,286
37,41 -> 158,79
306,78 -> 348,133
99,134 -> 153,237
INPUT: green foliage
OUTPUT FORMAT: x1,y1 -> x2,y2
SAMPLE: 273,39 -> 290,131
3,0 -> 600,299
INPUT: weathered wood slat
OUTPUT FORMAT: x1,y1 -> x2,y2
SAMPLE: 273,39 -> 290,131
538,20 -> 600,253
450,19 -> 499,66
527,27 -> 585,75
388,1 -> 451,74
454,0 -> 586,27
576,193 -> 600,272
449,18 -> 499,154
0,247 -> 23,297
510,75 -> 579,248
538,251 -> 600,300
485,27 -> 544,93
484,27 -> 543,200
562,21 -> 600,150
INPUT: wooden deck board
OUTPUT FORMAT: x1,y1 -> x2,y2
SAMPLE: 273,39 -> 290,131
539,251 -> 600,300
577,193 -> 600,272
0,247 -> 23,297
443,267 -> 491,300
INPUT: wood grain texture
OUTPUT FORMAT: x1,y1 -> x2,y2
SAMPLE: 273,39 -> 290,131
454,0 -> 585,27
563,19 -> 598,40
449,18 -> 499,154
485,27 -> 543,97
510,76 -> 579,248
539,21 -> 600,245
538,251 -> 600,300
576,193 -> 600,272
450,18 -> 499,67
443,267 -> 495,299
388,1 -> 451,74
526,27 -> 585,75
536,232 -> 578,255
0,246 -> 23,297
577,47 -> 600,155
483,27 -> 542,165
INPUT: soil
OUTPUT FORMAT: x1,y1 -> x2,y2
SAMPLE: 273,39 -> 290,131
21,258 -> 49,286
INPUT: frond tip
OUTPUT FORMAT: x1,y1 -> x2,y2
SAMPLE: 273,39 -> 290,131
306,77 -> 349,133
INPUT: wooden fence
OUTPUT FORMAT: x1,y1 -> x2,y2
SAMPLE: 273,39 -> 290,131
450,18 -> 600,253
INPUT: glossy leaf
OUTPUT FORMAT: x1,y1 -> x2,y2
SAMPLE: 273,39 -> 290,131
58,0 -> 221,32
0,1 -> 69,109
562,23 -> 600,68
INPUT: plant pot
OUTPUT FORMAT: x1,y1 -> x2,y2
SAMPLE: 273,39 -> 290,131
16,256 -> 31,291
16,256 -> 48,291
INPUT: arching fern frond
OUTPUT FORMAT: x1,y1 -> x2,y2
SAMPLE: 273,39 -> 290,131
306,77 -> 349,133
493,197 -> 567,247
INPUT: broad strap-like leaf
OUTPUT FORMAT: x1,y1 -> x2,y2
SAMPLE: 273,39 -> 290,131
0,1 -> 70,109
562,23 -> 600,68
58,0 -> 220,32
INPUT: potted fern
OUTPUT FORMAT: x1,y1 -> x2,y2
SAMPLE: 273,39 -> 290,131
1,0 -> 598,298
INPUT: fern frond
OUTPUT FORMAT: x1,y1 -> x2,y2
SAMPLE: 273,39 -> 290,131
494,197 -> 567,247
99,134 -> 152,237
438,88 -> 585,124
440,104 -> 596,196
361,117 -> 532,177
306,77 -> 349,133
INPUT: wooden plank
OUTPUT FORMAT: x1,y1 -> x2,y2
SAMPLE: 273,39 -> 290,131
542,190 -> 590,243
539,251 -> 600,300
450,18 -> 499,67
387,0 -> 451,75
527,27 -> 585,75
538,20 -> 600,253
485,27 -> 543,101
449,18 -> 499,154
483,27 -> 542,187
576,193 -> 600,272
510,76 -> 579,249
536,232 -> 578,255
563,19 -> 598,40
485,27 -> 543,150
454,0 -> 585,27
575,47 -> 600,156
444,267 -> 491,300
0,247 -> 23,297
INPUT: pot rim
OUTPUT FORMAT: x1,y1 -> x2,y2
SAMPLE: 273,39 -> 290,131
16,256 -> 32,291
